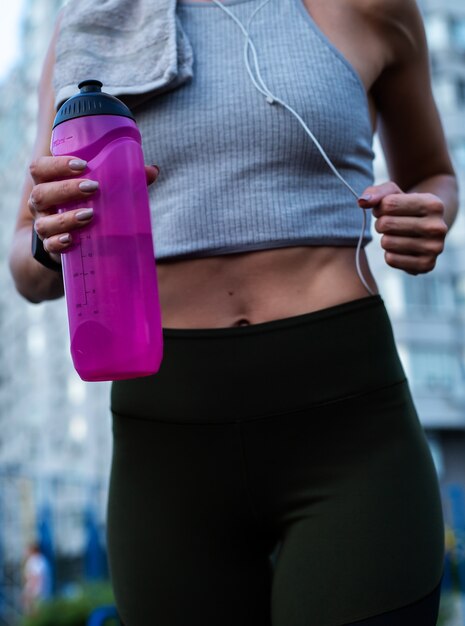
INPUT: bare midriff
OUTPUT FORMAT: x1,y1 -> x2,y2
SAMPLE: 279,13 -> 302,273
156,246 -> 378,328
156,0 -> 381,329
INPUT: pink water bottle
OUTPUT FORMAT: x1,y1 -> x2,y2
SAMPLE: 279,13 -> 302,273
51,80 -> 163,382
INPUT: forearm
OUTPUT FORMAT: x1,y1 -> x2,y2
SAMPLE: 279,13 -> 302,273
408,173 -> 459,230
9,226 -> 64,303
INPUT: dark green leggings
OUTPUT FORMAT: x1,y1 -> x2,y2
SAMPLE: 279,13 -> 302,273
108,296 -> 444,626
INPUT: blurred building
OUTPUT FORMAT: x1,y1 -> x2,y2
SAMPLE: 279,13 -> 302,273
0,0 -> 464,621
367,0 -> 465,488
0,0 -> 111,620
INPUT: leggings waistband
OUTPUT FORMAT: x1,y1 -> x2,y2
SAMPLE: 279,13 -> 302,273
111,295 -> 406,423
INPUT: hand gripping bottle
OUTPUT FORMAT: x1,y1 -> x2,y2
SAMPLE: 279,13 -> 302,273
51,80 -> 163,382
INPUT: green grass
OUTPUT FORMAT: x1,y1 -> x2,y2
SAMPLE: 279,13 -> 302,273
18,581 -> 117,626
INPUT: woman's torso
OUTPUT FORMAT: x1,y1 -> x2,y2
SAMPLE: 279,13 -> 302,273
155,0 -> 386,328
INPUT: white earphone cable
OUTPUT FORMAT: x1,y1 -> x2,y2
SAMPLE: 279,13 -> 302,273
211,0 -> 374,295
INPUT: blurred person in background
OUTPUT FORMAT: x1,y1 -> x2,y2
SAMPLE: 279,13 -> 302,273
8,0 -> 459,625
21,542 -> 52,616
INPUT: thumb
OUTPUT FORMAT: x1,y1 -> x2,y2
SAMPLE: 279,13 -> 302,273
358,181 -> 403,209
145,164 -> 160,186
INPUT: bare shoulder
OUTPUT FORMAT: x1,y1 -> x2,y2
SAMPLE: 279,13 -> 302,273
351,0 -> 423,26
359,0 -> 454,190
352,0 -> 427,64
305,0 -> 427,89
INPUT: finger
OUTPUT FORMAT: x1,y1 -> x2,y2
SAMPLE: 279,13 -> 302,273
28,178 -> 99,217
145,164 -> 160,186
34,208 -> 94,240
358,181 -> 402,208
29,156 -> 88,184
381,235 -> 445,257
372,193 -> 444,218
43,234 -> 70,258
384,251 -> 437,275
375,215 -> 447,238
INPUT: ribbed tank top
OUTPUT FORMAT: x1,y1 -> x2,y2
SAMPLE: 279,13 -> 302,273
135,0 -> 375,259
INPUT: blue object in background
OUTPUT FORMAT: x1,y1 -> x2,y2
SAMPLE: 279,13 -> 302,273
447,484 -> 465,626
87,605 -> 120,626
0,484 -> 4,617
84,507 -> 106,580
441,548 -> 454,592
37,503 -> 55,595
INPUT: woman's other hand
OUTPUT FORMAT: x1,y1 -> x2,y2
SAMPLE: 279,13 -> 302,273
358,181 -> 448,275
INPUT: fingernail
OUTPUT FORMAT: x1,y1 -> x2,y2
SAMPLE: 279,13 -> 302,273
152,164 -> 160,176
69,159 -> 87,171
79,180 -> 99,192
76,208 -> 94,221
358,194 -> 372,203
59,234 -> 71,244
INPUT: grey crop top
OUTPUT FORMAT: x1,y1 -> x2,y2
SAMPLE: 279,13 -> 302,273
134,0 -> 375,259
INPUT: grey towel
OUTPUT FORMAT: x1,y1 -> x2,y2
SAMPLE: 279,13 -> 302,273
53,0 -> 193,109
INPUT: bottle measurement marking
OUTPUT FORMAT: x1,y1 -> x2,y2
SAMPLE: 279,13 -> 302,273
74,233 -> 99,316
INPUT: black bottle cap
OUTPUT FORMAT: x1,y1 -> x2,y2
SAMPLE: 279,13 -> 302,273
52,79 -> 135,128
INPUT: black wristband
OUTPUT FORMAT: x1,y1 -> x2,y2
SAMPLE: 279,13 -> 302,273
31,225 -> 62,273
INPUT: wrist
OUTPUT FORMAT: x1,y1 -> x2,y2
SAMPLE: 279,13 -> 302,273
31,226 -> 62,272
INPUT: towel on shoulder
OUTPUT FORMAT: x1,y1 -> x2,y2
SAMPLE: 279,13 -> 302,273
53,0 -> 193,110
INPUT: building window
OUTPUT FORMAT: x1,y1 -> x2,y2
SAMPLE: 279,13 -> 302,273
409,347 -> 461,393
450,17 -> 465,53
457,79 -> 465,107
425,14 -> 449,51
454,275 -> 465,315
433,77 -> 457,111
56,507 -> 85,554
67,377 -> 86,406
27,326 -> 46,358
451,141 -> 465,171
402,274 -> 454,315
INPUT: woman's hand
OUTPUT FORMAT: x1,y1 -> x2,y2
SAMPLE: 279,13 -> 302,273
29,156 -> 97,265
29,156 -> 159,265
358,181 -> 448,275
